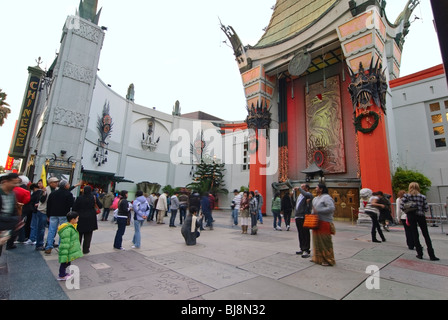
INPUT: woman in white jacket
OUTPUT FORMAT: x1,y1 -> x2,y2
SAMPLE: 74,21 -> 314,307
156,191 -> 168,224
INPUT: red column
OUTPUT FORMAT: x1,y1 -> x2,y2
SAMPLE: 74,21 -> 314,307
356,106 -> 393,196
249,130 -> 267,214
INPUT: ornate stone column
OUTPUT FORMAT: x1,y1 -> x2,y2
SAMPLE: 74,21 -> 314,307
242,66 -> 276,214
337,5 -> 395,223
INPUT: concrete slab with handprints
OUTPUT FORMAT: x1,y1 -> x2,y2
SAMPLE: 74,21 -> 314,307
239,252 -> 311,279
47,250 -> 170,290
145,251 -> 211,270
279,263 -> 369,300
176,260 -> 258,289
64,270 -> 215,300
202,276 -> 331,300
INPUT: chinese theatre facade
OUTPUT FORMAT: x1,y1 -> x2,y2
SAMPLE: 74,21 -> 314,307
222,0 -> 419,219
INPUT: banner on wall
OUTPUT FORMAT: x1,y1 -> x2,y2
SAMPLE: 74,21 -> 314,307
5,156 -> 14,171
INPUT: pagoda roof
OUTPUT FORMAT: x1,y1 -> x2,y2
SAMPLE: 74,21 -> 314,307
253,0 -> 338,49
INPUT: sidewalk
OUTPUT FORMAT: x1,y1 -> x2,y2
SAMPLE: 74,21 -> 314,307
1,210 -> 448,300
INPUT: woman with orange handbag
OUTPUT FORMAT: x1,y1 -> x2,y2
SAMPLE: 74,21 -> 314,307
311,184 -> 336,266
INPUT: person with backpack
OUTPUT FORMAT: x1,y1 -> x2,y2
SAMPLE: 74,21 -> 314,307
400,182 -> 439,261
132,190 -> 149,248
101,191 -> 115,221
364,189 -> 386,243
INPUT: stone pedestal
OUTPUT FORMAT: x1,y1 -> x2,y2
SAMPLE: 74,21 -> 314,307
357,211 -> 372,225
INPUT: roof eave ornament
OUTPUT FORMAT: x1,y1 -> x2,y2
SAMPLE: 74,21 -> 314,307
393,0 -> 420,49
219,19 -> 252,73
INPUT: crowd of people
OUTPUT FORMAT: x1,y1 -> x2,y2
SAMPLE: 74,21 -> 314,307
0,171 -> 442,282
362,183 -> 440,261
232,182 -> 441,266
230,184 -> 336,265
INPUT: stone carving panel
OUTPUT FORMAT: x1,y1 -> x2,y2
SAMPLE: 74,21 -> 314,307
72,20 -> 103,44
63,61 -> 94,84
53,107 -> 86,129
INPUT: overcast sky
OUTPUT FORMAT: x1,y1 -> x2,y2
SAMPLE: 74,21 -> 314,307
0,0 -> 442,169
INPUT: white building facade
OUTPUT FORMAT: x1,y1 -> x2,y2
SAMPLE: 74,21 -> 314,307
390,64 -> 448,203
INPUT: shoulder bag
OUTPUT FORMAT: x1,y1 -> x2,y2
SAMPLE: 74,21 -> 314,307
303,213 -> 319,229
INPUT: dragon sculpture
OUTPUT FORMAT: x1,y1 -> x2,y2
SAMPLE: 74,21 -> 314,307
347,59 -> 388,115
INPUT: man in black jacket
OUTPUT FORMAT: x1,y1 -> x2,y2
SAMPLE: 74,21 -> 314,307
294,184 -> 313,258
281,190 -> 294,231
44,180 -> 74,254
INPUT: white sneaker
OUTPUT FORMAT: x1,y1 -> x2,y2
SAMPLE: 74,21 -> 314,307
57,274 -> 74,281
24,239 -> 36,245
286,226 -> 290,231
276,226 -> 282,231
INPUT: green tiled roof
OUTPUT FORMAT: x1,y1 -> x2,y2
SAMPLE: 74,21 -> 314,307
253,0 -> 338,48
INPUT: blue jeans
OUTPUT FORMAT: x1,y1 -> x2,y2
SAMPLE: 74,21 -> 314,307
35,211 -> 48,248
113,217 -> 127,249
29,212 -> 38,241
258,209 -> 263,223
179,205 -> 187,224
251,211 -> 258,230
169,209 -> 178,226
59,262 -> 71,278
132,220 -> 144,248
203,211 -> 213,228
102,208 -> 111,221
147,205 -> 155,221
45,216 -> 67,250
272,209 -> 281,228
232,209 -> 239,225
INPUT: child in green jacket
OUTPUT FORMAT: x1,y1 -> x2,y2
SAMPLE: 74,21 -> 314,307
57,211 -> 83,281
